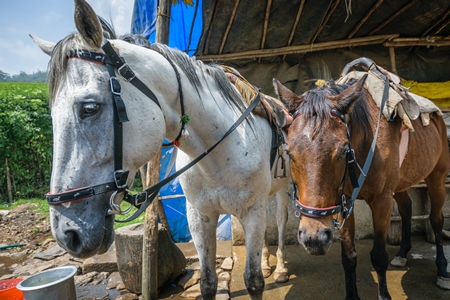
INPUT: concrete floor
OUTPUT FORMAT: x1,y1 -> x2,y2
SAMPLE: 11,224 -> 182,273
230,235 -> 450,299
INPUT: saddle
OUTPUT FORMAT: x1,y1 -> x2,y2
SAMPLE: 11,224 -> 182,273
221,65 -> 290,178
337,61 -> 442,132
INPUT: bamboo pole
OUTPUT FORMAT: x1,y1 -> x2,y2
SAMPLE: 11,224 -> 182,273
310,0 -> 341,44
283,0 -> 305,61
198,34 -> 399,62
219,0 -> 240,55
384,37 -> 450,47
347,0 -> 383,39
203,0 -> 220,55
421,7 -> 450,37
258,0 -> 273,63
141,1 -> 171,299
368,0 -> 418,36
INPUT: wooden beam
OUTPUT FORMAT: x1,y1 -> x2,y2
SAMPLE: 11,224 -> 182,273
283,0 -> 305,60
198,34 -> 399,62
219,0 -> 240,54
384,36 -> 450,47
421,7 -> 450,37
258,0 -> 273,62
311,0 -> 341,44
347,0 -> 383,39
368,0 -> 419,36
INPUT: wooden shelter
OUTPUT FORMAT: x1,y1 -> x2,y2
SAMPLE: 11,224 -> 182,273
193,0 -> 450,103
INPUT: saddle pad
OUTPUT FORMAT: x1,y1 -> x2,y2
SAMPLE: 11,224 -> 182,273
221,65 -> 289,128
337,71 -> 442,131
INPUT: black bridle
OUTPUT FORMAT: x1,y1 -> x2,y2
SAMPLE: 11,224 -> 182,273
46,41 -> 261,222
290,71 -> 389,230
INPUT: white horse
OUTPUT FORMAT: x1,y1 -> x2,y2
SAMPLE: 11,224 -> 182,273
31,0 -> 291,298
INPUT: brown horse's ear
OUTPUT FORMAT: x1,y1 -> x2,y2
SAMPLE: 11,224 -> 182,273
330,74 -> 368,114
273,78 -> 303,114
74,0 -> 103,49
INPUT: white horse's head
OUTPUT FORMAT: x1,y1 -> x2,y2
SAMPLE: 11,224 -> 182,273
31,0 -> 166,257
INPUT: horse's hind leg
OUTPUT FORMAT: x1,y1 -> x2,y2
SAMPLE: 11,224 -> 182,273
261,191 -> 289,282
186,204 -> 219,300
425,175 -> 450,289
273,190 -> 289,282
390,191 -> 412,267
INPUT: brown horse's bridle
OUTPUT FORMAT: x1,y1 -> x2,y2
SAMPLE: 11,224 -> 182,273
290,67 -> 390,230
45,41 -> 261,222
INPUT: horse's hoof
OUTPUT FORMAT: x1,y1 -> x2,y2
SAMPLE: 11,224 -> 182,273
437,276 -> 450,290
390,256 -> 407,267
273,271 -> 289,283
262,267 -> 272,278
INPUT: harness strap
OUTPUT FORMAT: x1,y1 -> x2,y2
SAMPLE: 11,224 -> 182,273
47,182 -> 116,205
116,93 -> 262,222
102,41 -> 161,109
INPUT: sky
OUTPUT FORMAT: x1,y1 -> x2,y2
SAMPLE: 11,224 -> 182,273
0,0 -> 135,76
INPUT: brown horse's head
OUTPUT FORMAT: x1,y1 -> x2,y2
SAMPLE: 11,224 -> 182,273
274,75 -> 368,255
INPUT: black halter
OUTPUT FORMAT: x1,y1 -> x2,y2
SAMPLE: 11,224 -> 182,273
290,72 -> 389,229
46,41 -> 261,222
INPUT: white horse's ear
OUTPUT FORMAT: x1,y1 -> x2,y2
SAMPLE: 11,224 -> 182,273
29,34 -> 55,56
74,0 -> 103,48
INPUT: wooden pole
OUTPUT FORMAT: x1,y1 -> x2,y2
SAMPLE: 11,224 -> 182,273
141,157 -> 161,300
142,1 -> 171,299
389,47 -> 397,74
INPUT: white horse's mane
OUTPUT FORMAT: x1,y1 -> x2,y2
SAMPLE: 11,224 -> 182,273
47,18 -> 247,119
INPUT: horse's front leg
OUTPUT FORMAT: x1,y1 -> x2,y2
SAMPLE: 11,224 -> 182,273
369,195 -> 393,300
273,190 -> 289,282
186,204 -> 219,300
241,205 -> 267,299
339,211 -> 360,300
390,191 -> 412,267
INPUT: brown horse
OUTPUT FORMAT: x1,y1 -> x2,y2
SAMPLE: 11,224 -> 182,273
274,71 -> 449,299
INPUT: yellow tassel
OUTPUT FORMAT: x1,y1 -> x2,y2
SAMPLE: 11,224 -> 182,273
315,79 -> 326,88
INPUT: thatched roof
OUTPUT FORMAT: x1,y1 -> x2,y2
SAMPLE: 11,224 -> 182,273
194,0 -> 450,88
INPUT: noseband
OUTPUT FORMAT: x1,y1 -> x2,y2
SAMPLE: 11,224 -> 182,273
290,71 -> 389,230
46,41 -> 261,222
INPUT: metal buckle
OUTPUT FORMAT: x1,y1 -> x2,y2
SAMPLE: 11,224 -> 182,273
118,63 -> 136,82
135,191 -> 148,206
114,170 -> 128,189
109,77 -> 122,95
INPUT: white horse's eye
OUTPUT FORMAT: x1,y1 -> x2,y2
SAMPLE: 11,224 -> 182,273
83,103 -> 99,114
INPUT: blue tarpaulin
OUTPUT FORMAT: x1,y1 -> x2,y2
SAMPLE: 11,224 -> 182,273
131,0 -> 231,242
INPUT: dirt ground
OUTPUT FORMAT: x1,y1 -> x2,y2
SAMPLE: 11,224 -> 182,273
0,203 -> 52,253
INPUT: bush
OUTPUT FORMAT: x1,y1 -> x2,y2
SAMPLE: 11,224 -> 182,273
0,82 -> 52,202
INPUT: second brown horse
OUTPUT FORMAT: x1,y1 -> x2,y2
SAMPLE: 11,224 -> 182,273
274,72 -> 449,299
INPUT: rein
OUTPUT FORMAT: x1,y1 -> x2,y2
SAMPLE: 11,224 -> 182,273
46,41 -> 261,223
291,71 -> 389,230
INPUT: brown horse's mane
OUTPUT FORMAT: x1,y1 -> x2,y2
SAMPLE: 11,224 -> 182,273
299,79 -> 372,139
